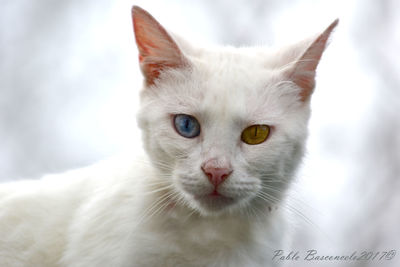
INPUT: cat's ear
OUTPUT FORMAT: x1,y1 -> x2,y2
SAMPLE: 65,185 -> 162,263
285,19 -> 338,102
131,6 -> 188,85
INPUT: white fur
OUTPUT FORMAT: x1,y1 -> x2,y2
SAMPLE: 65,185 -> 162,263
0,156 -> 287,267
0,7 -> 336,267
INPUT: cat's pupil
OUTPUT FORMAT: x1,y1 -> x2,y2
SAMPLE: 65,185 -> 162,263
184,118 -> 190,130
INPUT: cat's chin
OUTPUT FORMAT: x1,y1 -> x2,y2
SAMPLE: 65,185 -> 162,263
190,192 -> 239,215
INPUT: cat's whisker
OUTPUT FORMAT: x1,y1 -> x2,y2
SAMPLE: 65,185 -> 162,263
242,202 -> 263,222
183,208 -> 197,223
135,157 -> 176,171
121,190 -> 181,255
262,177 -> 322,216
257,191 -> 317,229
255,191 -> 278,205
136,190 -> 176,225
142,178 -> 172,185
141,184 -> 175,196
144,193 -> 177,222
173,193 -> 192,213
256,192 -> 308,225
142,180 -> 171,185
262,183 -> 314,211
260,184 -> 287,196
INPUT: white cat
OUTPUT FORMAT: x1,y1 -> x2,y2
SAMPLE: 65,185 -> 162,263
0,6 -> 337,267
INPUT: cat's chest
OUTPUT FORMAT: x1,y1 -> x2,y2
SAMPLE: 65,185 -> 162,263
128,212 -> 277,267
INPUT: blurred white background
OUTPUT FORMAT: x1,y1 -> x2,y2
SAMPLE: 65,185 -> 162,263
1,0 -> 399,266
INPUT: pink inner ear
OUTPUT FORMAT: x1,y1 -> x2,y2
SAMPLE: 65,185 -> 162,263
132,6 -> 187,85
295,73 -> 316,101
289,19 -> 338,102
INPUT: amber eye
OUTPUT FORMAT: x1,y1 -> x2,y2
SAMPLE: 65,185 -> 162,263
241,125 -> 270,145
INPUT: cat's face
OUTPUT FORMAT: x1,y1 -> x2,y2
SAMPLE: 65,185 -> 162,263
133,6 -> 337,216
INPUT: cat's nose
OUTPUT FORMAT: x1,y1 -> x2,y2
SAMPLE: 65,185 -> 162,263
201,159 -> 233,187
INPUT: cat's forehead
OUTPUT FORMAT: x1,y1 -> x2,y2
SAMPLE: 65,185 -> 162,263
144,47 -> 296,125
190,50 -> 284,116
191,47 -> 274,73
151,56 -> 286,126
190,49 -> 274,91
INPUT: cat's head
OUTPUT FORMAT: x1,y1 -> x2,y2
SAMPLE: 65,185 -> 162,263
132,6 -> 337,217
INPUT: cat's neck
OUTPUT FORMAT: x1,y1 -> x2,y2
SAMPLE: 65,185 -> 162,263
133,175 -> 286,264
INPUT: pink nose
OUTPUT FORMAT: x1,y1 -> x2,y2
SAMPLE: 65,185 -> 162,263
201,159 -> 233,187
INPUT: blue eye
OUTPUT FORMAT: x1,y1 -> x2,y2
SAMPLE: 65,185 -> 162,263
173,114 -> 200,138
